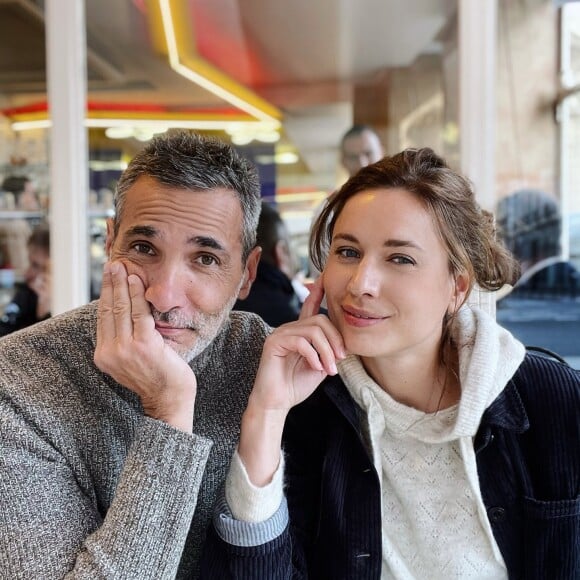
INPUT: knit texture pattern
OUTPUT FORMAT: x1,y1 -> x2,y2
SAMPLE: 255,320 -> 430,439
0,301 -> 270,579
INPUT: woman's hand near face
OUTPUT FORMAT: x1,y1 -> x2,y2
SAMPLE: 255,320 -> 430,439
250,277 -> 345,412
94,261 -> 197,433
239,277 -> 346,485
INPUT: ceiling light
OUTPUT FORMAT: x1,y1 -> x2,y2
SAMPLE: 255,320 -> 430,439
275,152 -> 299,164
104,126 -> 134,139
11,118 -> 274,132
157,0 -> 281,128
255,151 -> 299,165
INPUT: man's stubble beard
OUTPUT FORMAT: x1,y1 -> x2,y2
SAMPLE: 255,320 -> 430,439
153,278 -> 244,363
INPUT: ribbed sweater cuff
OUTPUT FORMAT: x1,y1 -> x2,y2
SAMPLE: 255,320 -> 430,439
82,417 -> 214,573
225,450 -> 284,522
214,490 -> 288,547
131,417 -> 213,485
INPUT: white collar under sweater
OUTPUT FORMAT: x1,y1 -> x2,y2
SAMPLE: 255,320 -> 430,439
338,305 -> 525,579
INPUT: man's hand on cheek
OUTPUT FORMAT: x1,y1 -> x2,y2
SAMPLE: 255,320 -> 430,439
95,261 -> 197,433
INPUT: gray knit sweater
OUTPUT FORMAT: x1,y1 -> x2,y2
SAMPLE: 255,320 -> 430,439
0,302 -> 270,579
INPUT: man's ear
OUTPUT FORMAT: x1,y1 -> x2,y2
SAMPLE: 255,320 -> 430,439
237,246 -> 261,300
104,217 -> 115,258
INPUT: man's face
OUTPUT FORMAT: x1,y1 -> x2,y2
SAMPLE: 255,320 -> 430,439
25,245 -> 50,287
341,130 -> 384,177
106,176 -> 260,362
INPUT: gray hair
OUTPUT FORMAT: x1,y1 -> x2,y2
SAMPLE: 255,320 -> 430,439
114,131 -> 262,261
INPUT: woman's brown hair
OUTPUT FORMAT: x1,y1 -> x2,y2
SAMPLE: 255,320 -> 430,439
310,147 -> 519,296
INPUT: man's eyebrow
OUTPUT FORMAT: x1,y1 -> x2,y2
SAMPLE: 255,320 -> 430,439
333,232 -> 422,250
125,225 -> 157,238
124,227 -> 226,252
190,236 -> 226,252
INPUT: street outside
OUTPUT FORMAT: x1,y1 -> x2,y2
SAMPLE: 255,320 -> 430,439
496,297 -> 580,369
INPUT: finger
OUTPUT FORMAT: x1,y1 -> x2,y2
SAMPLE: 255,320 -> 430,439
274,335 -> 324,373
110,261 -> 133,339
299,275 -> 324,320
301,325 -> 340,374
97,261 -> 116,344
296,338 -> 327,373
274,317 -> 346,371
127,273 -> 154,340
277,315 -> 347,361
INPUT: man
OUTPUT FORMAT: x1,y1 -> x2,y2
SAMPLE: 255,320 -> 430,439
0,222 -> 51,336
340,124 -> 384,177
307,125 -> 384,279
234,202 -> 301,326
0,131 -> 268,579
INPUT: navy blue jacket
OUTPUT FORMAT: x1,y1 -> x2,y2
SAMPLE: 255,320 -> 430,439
234,261 -> 301,327
202,353 -> 580,579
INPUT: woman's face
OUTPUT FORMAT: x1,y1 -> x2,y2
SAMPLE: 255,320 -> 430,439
323,188 -> 468,361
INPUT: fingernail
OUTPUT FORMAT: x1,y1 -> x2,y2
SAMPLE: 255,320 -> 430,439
103,262 -> 111,274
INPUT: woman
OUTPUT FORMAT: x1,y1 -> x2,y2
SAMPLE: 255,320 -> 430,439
203,149 -> 579,579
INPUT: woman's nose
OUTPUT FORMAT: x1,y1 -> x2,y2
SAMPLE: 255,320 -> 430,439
346,260 -> 380,297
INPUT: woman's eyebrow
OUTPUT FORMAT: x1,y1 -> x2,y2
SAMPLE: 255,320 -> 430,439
332,232 -> 422,250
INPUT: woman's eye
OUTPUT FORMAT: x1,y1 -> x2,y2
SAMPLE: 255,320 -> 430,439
391,255 -> 415,265
337,247 -> 359,259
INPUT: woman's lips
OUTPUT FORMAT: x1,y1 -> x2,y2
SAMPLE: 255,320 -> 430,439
341,305 -> 388,328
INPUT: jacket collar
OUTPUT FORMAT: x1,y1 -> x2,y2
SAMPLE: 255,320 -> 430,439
480,373 -> 529,433
322,366 -> 531,452
322,374 -> 363,433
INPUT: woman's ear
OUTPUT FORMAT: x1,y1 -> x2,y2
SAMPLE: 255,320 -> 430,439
449,271 -> 470,314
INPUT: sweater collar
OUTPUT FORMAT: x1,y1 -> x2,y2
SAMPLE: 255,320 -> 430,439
334,305 -> 526,441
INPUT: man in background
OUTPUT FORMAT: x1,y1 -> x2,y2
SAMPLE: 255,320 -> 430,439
234,202 -> 301,326
307,124 -> 384,279
340,124 -> 384,177
0,222 -> 50,336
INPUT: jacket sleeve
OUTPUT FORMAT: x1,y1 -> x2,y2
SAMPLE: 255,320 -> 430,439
201,393 -> 328,579
201,492 -> 296,579
0,398 -> 213,579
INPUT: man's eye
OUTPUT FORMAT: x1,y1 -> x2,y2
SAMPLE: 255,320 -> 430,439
197,254 -> 218,266
132,243 -> 154,255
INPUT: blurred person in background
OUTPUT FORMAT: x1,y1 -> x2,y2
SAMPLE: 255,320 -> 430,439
1,175 -> 41,211
0,222 -> 50,336
340,124 -> 384,177
308,124 -> 385,280
234,202 -> 301,326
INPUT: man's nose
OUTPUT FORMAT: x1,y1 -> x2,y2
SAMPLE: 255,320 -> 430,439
143,263 -> 189,313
